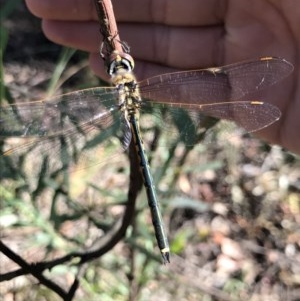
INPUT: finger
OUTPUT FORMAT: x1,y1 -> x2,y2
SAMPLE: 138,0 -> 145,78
114,0 -> 227,26
43,20 -> 225,68
25,0 -> 97,21
42,20 -> 101,52
26,0 -> 226,25
120,24 -> 224,68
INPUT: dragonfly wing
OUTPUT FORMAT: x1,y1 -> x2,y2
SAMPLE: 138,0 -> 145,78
0,87 -> 132,181
139,57 -> 293,104
0,86 -> 119,137
192,101 -> 281,132
1,112 -> 131,182
140,101 -> 281,147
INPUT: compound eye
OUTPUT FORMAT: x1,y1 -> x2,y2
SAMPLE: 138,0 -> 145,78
107,52 -> 135,75
121,53 -> 134,71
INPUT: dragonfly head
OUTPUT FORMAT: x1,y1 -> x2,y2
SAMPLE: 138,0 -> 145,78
107,51 -> 135,76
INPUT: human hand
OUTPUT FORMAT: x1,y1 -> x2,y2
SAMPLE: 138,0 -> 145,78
25,0 -> 299,153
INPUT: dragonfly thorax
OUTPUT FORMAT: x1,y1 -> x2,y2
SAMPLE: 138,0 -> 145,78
112,69 -> 142,117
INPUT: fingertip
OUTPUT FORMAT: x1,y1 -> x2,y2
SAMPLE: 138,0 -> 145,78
41,20 -> 100,52
25,0 -> 97,21
25,0 -> 65,19
41,20 -> 62,45
25,0 -> 48,18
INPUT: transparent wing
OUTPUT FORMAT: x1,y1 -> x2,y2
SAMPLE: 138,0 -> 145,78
139,101 -> 281,146
139,57 -> 293,104
0,87 -> 120,137
138,57 -> 290,146
0,87 -> 131,181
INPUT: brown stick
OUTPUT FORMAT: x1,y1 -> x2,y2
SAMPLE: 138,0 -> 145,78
93,0 -> 124,61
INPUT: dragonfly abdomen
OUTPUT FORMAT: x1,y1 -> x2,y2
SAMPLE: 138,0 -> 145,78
129,113 -> 170,264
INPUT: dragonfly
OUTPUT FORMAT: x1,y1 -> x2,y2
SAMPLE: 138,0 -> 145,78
0,54 -> 293,263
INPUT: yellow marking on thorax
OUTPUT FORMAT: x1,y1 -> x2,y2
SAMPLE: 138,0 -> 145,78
111,70 -> 137,87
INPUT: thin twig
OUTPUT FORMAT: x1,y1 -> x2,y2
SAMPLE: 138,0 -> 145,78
93,0 -> 124,62
0,204 -> 135,280
0,241 -> 67,299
